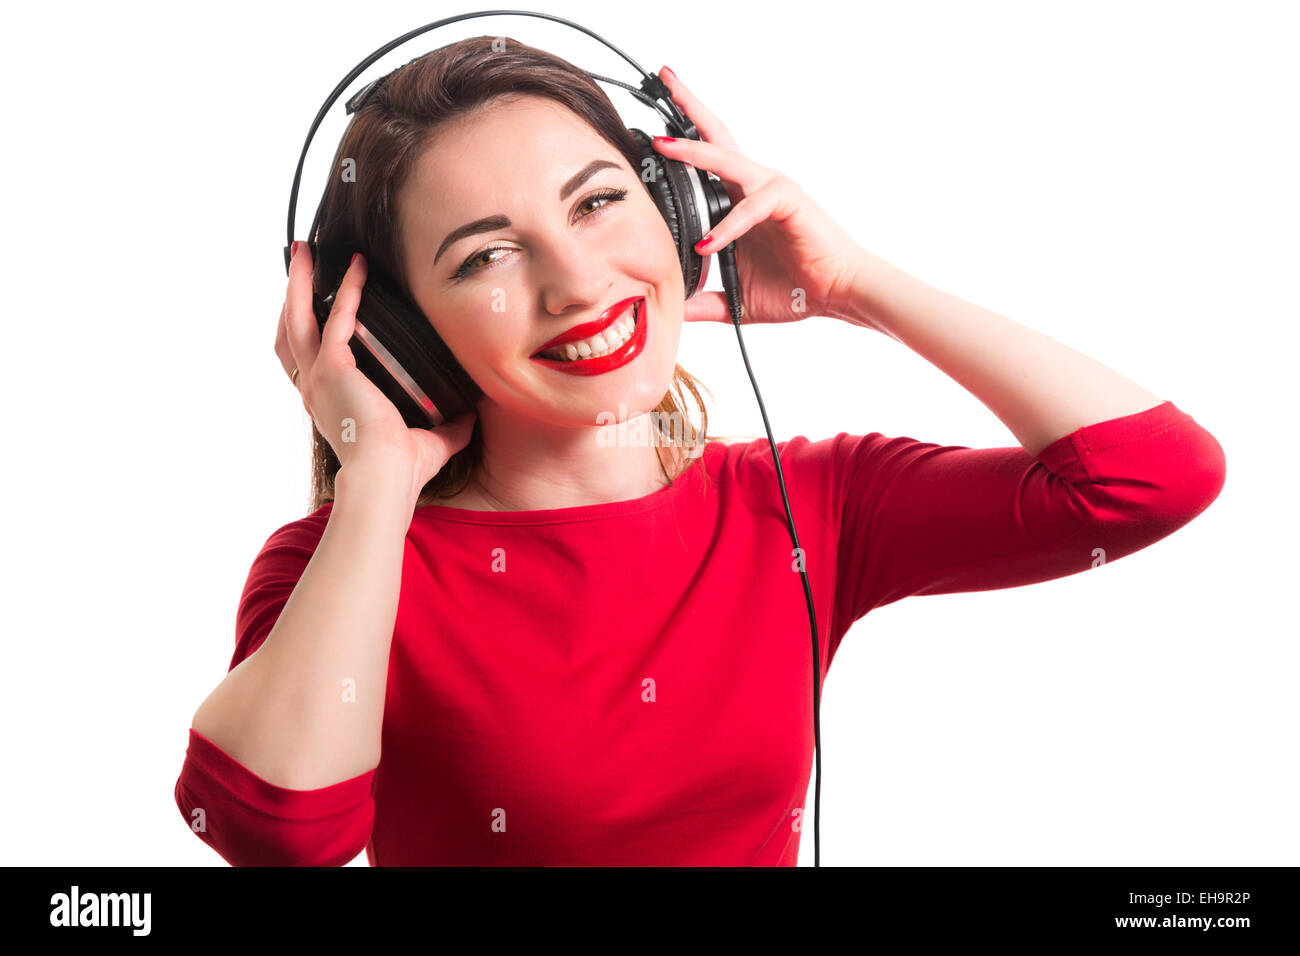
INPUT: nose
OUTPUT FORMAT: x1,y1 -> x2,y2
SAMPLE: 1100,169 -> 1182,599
537,233 -> 612,318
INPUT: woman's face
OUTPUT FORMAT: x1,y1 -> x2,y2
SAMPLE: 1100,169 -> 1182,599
396,94 -> 686,430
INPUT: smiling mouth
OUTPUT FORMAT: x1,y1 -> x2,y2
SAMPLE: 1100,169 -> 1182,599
529,296 -> 648,375
536,300 -> 640,360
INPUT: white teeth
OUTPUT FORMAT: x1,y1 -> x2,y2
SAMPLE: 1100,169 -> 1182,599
541,301 -> 641,361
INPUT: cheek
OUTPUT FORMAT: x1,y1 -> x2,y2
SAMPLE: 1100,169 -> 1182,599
633,208 -> 681,274
428,304 -> 524,381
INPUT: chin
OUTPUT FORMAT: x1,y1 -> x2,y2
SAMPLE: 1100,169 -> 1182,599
496,306 -> 683,426
517,358 -> 678,424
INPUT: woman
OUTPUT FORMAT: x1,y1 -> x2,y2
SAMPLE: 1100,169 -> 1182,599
173,37 -> 1226,866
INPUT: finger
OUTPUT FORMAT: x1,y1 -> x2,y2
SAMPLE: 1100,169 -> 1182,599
415,410 -> 477,468
681,290 -> 731,324
695,175 -> 794,254
650,135 -> 775,200
274,299 -> 295,380
657,66 -> 738,151
437,410 -> 477,450
321,252 -> 366,353
284,240 -> 321,380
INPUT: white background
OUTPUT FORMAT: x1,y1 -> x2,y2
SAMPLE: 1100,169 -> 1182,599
2,0 -> 1294,866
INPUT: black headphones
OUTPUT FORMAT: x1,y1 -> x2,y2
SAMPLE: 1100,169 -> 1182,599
283,8 -> 825,866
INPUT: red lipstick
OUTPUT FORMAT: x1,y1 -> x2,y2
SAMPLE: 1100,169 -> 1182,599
530,295 -> 648,376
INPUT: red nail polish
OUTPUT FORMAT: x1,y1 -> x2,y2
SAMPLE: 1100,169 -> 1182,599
697,234 -> 713,250
290,240 -> 299,259
351,253 -> 360,267
653,135 -> 676,144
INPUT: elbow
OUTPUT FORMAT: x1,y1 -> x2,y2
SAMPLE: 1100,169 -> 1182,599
1115,426 -> 1227,548
174,774 -> 373,867
1076,425 -> 1226,568
1161,425 -> 1227,524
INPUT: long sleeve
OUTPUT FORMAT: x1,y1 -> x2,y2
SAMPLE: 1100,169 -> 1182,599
173,514 -> 377,866
757,400 -> 1225,662
830,399 -> 1225,623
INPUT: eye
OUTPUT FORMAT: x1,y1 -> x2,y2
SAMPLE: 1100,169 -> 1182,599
450,187 -> 631,281
574,186 -> 629,222
450,246 -> 511,280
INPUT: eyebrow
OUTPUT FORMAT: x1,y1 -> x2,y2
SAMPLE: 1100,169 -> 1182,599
433,159 -> 623,266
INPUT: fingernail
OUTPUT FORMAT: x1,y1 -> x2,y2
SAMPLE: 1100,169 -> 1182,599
696,234 -> 713,250
653,135 -> 676,144
290,240 -> 299,260
351,253 -> 360,267
661,65 -> 677,82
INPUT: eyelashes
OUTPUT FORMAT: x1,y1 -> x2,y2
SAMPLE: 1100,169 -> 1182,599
450,187 -> 631,281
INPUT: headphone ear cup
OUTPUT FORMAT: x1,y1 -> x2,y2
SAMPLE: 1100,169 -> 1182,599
628,128 -> 709,297
312,257 -> 482,428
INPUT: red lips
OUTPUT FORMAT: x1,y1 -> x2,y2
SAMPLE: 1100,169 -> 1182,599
529,295 -> 648,376
531,295 -> 642,357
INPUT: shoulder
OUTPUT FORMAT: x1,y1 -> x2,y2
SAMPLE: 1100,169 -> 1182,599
247,503 -> 335,570
710,432 -> 876,482
703,433 -> 876,533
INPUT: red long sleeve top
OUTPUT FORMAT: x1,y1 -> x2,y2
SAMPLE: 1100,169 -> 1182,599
174,400 -> 1225,865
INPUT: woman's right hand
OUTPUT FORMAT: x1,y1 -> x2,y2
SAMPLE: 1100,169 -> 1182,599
274,242 -> 477,499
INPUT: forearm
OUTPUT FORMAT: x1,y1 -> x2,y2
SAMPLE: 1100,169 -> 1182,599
837,249 -> 1164,457
190,462 -> 415,790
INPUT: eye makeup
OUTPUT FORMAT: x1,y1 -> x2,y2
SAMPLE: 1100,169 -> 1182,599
449,187 -> 630,281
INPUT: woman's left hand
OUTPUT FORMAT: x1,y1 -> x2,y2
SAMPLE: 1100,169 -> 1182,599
651,65 -> 868,327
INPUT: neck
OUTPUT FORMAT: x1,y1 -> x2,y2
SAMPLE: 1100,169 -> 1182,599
460,406 -> 693,512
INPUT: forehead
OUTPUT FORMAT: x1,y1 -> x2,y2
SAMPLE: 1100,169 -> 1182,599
401,95 -> 629,223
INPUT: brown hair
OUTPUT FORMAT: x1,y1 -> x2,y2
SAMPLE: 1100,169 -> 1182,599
305,35 -> 724,513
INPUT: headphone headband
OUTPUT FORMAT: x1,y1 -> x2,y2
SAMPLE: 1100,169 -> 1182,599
283,8 -> 698,274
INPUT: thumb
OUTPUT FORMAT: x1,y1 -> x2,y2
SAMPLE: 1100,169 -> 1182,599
683,291 -> 731,323
424,409 -> 477,459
